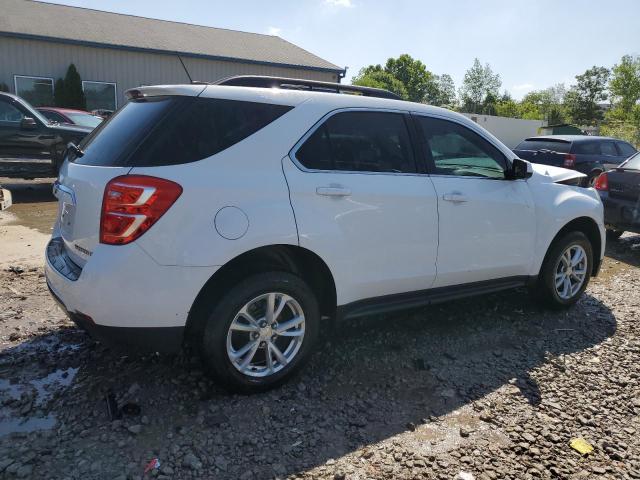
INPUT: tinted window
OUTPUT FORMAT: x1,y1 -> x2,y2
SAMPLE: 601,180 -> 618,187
296,111 -> 416,173
514,139 -> 571,153
601,141 -> 618,156
617,142 -> 637,157
74,97 -> 292,167
0,99 -> 25,123
416,116 -> 506,179
572,142 -> 600,155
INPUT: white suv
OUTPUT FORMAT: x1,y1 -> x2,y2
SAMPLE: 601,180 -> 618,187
46,76 -> 605,392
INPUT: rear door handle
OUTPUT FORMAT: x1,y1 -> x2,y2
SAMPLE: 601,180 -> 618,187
442,192 -> 468,203
316,186 -> 351,197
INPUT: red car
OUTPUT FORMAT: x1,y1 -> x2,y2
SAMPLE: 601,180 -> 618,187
37,107 -> 103,129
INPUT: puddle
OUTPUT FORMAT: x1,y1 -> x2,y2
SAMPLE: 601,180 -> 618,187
0,367 -> 78,436
30,368 -> 78,406
0,415 -> 56,437
0,180 -> 57,234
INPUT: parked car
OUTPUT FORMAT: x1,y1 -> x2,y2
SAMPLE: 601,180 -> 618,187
46,76 -> 605,393
0,91 -> 91,177
90,109 -> 114,120
513,135 -> 637,186
37,107 -> 103,129
595,151 -> 640,239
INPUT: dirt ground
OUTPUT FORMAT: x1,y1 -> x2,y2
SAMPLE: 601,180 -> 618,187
0,179 -> 639,480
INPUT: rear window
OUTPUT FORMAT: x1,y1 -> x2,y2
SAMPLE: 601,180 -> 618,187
617,141 -> 637,157
72,97 -> 292,167
514,139 -> 571,153
623,152 -> 640,170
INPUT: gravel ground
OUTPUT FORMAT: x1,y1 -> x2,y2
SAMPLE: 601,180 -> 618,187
1,182 -> 639,479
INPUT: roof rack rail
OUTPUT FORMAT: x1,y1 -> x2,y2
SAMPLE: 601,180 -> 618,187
214,75 -> 401,100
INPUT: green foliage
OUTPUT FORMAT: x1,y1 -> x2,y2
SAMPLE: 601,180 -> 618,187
53,78 -> 66,107
459,58 -> 501,114
495,97 -> 519,118
384,54 -> 437,103
352,67 -> 408,100
0,82 -> 9,93
564,66 -> 610,125
351,54 -> 453,105
62,64 -> 86,110
433,74 -> 456,107
609,55 -> 640,114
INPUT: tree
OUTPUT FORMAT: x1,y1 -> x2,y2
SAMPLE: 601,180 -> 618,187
384,54 -> 438,103
432,74 -> 456,107
62,64 -> 86,109
609,55 -> 640,114
53,78 -> 66,107
459,58 -> 501,114
351,54 -> 444,104
352,67 -> 408,100
564,66 -> 610,125
495,92 -> 519,118
0,82 -> 8,93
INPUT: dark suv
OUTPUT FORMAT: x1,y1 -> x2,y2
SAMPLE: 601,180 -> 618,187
0,91 -> 91,178
513,135 -> 637,186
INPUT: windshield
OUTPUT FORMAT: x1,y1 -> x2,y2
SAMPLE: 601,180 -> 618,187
65,112 -> 103,129
622,152 -> 640,170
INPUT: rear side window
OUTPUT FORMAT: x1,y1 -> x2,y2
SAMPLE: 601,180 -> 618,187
572,142 -> 600,155
617,141 -> 637,157
73,97 -> 292,167
295,111 -> 416,173
514,139 -> 571,153
601,141 -> 618,156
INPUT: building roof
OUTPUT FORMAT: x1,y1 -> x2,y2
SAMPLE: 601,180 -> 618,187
0,0 -> 344,74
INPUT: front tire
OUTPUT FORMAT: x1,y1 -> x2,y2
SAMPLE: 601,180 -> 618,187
199,272 -> 319,393
533,231 -> 593,309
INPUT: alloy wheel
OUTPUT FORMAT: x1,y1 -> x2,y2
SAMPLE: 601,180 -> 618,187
226,292 -> 305,377
554,244 -> 588,300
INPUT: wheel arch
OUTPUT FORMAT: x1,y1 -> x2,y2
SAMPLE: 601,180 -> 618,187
185,244 -> 337,344
542,216 -> 602,277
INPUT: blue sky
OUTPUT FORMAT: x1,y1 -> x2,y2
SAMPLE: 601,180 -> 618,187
48,0 -> 640,99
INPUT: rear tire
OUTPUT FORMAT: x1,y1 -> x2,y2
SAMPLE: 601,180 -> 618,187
532,231 -> 593,309
606,229 -> 624,241
199,272 -> 319,393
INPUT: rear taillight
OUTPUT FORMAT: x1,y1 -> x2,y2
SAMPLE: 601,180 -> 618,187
100,175 -> 182,245
564,153 -> 576,168
594,172 -> 609,191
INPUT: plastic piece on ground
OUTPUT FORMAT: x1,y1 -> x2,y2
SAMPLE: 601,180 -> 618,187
144,458 -> 160,474
570,438 -> 594,455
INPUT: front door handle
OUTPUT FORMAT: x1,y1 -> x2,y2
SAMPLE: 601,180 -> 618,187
316,186 -> 352,197
442,192 -> 468,203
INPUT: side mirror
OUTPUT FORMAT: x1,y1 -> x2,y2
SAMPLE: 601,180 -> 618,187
510,158 -> 533,180
20,117 -> 37,130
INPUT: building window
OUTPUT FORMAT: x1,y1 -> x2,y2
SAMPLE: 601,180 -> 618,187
83,81 -> 117,112
14,75 -> 54,106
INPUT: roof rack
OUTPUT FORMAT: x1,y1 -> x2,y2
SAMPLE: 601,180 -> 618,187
214,75 -> 401,100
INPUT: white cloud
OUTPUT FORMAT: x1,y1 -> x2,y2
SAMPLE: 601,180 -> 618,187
267,26 -> 282,36
324,0 -> 354,7
512,83 -> 534,91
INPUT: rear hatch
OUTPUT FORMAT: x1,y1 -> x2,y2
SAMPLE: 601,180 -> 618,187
607,164 -> 640,202
53,86 -> 205,267
513,138 -> 572,167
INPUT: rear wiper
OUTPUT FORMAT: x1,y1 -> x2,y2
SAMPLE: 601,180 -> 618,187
67,142 -> 84,158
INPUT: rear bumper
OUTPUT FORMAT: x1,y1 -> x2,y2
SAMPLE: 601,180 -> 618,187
47,281 -> 184,353
45,236 -> 218,354
601,194 -> 640,233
